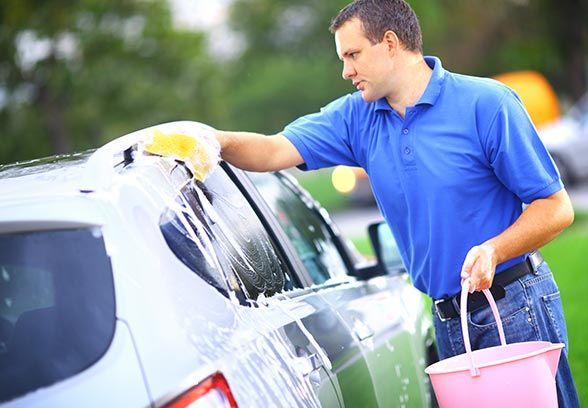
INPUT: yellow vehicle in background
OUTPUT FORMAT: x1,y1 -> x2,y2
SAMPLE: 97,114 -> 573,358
493,70 -> 561,127
495,70 -> 588,185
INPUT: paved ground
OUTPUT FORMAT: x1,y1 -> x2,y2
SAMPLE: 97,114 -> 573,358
331,180 -> 588,238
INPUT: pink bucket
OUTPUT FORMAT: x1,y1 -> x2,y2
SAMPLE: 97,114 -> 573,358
425,279 -> 564,408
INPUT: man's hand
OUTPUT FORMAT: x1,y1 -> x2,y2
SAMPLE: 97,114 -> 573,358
143,123 -> 221,181
460,243 -> 499,293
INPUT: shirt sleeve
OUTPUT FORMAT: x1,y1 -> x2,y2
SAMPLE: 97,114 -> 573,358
482,89 -> 562,203
282,94 -> 360,171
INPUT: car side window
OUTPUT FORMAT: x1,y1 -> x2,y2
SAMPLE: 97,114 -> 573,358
0,228 -> 115,403
246,171 -> 350,285
160,165 -> 298,304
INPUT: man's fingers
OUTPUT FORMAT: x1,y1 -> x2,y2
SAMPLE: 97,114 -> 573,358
471,258 -> 494,292
461,244 -> 498,293
460,246 -> 480,278
468,257 -> 484,293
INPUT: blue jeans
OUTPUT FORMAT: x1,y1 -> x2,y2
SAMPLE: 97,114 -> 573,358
432,261 -> 579,408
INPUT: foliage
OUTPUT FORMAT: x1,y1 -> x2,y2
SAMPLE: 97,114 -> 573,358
0,0 -> 223,164
223,0 -> 352,133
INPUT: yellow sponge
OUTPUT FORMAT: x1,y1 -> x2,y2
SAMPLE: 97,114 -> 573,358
144,128 -> 218,181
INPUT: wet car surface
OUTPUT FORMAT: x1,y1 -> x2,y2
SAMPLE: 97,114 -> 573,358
0,122 -> 437,407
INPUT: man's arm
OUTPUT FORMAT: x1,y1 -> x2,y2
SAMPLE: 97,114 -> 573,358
215,130 -> 304,172
462,189 -> 575,292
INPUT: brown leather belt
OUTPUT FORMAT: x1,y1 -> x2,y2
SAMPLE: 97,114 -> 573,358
434,251 -> 544,321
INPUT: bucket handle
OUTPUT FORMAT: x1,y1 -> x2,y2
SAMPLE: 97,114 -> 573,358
460,278 -> 507,377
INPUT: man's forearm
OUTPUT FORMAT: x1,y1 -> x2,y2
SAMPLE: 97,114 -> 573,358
486,189 -> 575,264
216,130 -> 269,171
215,130 -> 303,172
462,189 -> 574,291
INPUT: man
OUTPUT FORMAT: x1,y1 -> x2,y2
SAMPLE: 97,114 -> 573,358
210,0 -> 579,405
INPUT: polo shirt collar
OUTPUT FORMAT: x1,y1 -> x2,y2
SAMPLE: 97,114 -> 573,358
375,97 -> 393,112
416,56 -> 446,106
374,55 -> 446,111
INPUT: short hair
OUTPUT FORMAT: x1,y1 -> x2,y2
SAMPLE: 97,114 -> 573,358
329,0 -> 423,53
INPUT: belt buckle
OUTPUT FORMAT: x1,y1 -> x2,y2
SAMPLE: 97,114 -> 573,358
434,299 -> 449,322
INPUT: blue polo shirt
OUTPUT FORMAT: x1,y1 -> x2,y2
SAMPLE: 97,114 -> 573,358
282,56 -> 562,299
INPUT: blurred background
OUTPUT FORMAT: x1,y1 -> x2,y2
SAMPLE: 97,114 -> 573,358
1,0 -> 587,401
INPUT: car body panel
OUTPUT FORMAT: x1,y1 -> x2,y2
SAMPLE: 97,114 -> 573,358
317,276 -> 432,407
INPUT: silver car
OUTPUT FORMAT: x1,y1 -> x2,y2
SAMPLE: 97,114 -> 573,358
540,94 -> 588,185
0,122 -> 437,407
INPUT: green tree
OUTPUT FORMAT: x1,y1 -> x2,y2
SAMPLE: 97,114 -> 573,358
537,0 -> 588,101
0,0 -> 222,164
412,0 -> 587,101
223,0 -> 352,133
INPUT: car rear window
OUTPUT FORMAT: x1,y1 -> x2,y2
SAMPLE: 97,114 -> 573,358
0,228 -> 115,403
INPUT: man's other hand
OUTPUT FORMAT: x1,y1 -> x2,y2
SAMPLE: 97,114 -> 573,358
460,243 -> 499,293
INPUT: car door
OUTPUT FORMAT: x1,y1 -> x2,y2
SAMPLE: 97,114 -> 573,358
244,170 -> 434,408
229,167 -> 380,407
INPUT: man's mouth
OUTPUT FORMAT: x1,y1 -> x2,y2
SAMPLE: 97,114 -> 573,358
354,80 -> 365,90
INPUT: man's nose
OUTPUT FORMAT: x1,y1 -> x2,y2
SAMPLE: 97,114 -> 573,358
342,61 -> 355,80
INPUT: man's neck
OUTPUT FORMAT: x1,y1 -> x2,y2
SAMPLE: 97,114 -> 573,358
386,54 -> 433,118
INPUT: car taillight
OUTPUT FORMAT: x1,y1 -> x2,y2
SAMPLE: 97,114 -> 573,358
165,372 -> 238,408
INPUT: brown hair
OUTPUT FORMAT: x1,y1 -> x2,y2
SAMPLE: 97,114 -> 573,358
329,0 -> 423,52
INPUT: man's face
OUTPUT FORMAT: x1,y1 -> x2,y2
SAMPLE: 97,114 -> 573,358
335,18 -> 393,102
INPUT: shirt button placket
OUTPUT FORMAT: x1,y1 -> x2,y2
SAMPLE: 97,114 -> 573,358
401,126 -> 415,166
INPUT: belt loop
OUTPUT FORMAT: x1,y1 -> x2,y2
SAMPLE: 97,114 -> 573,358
452,296 -> 461,316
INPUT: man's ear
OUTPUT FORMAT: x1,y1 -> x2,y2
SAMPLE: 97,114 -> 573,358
382,30 -> 400,55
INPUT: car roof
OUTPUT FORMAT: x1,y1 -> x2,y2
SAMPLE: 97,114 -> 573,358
0,150 -> 96,201
0,151 -> 109,231
0,121 -> 216,203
